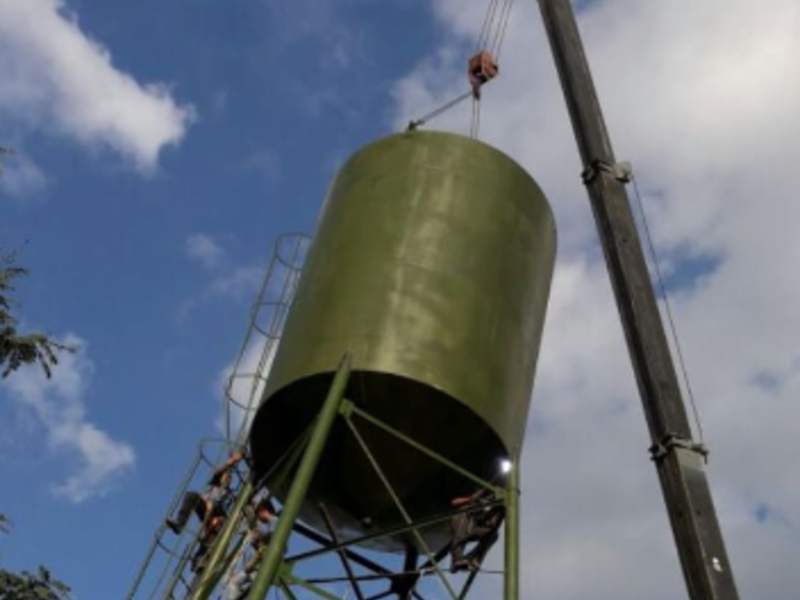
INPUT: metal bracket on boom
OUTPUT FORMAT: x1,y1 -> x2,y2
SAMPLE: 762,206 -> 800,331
581,159 -> 633,184
649,433 -> 709,463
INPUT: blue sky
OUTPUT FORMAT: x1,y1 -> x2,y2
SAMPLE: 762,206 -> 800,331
3,1 -> 800,600
0,1 -> 440,598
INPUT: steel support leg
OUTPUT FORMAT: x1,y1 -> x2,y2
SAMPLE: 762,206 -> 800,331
247,354 -> 352,600
504,460 -> 520,600
318,503 -> 367,600
190,480 -> 254,600
343,413 -> 459,600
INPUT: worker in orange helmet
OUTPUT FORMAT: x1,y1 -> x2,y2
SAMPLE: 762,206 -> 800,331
166,450 -> 244,537
449,487 -> 505,573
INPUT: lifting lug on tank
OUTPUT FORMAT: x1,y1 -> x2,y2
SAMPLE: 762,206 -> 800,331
468,50 -> 499,99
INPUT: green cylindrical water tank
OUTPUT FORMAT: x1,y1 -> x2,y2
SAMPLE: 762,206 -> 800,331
250,130 -> 556,550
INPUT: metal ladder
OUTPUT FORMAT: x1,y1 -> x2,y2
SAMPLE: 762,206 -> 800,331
122,233 -> 311,600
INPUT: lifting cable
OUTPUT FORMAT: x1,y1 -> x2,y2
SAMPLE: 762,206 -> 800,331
407,0 -> 516,137
408,90 -> 474,131
629,173 -> 706,448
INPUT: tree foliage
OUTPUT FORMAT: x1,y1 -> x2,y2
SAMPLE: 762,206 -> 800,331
2,151 -> 73,378
2,157 -> 75,599
0,514 -> 71,600
0,566 -> 71,600
0,250 -> 73,379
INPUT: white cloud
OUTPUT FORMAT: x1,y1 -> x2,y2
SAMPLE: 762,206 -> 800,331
392,0 -> 800,598
179,235 -> 268,323
207,265 -> 264,300
263,0 -> 363,70
185,233 -> 226,270
211,90 -> 229,115
243,149 -> 282,182
183,234 -> 264,299
182,233 -> 265,303
2,335 -> 136,503
0,152 -> 48,199
0,0 -> 195,172
215,339 -> 278,443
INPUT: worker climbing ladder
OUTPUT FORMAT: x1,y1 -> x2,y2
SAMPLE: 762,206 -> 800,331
122,234 -> 310,600
122,438 -> 251,600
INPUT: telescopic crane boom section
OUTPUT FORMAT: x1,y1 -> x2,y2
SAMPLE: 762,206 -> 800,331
535,1 -> 740,599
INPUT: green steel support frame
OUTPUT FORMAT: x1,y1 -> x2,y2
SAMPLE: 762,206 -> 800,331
141,425 -> 316,600
244,355 -> 521,600
504,460 -> 520,600
152,439 -> 247,600
188,480 -> 254,600
247,354 -> 353,600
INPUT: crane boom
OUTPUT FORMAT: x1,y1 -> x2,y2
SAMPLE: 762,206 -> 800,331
535,2 -> 740,599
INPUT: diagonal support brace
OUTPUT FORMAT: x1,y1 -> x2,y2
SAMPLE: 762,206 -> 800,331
246,354 -> 352,600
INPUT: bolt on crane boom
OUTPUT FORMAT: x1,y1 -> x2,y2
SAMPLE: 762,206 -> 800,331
535,1 -> 740,599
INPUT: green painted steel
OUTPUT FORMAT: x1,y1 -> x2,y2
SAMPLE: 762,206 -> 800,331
250,130 -> 556,550
190,480 -> 253,600
248,356 -> 351,600
504,461 -> 520,600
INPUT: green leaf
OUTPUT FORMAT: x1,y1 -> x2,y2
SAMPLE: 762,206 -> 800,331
0,255 -> 77,379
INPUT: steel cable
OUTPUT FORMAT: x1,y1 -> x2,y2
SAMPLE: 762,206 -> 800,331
630,174 -> 706,446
